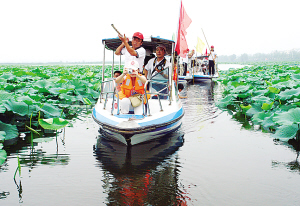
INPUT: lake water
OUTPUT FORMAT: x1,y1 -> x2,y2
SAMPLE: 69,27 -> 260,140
1,64 -> 300,205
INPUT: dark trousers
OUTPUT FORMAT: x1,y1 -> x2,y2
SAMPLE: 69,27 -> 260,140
182,63 -> 187,75
209,60 -> 215,75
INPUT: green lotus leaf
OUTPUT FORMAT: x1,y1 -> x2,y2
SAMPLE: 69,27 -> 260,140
232,85 -> 250,93
0,121 -> 19,140
16,95 -> 35,105
215,95 -> 235,108
240,104 -> 252,111
277,87 -> 300,101
252,89 -> 268,96
0,90 -> 13,102
38,118 -> 69,130
273,124 -> 298,141
261,115 -> 276,129
0,149 -> 7,165
273,108 -> 300,125
2,99 -> 30,116
59,93 -> 77,102
252,111 -> 273,125
33,79 -> 53,88
291,73 -> 300,80
32,137 -> 54,143
261,102 -> 274,111
0,131 -> 5,141
39,103 -> 62,118
251,95 -> 272,105
274,80 -> 297,90
268,87 -> 280,94
0,105 -> 6,114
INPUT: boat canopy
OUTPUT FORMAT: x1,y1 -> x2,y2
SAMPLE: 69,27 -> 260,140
102,36 -> 175,55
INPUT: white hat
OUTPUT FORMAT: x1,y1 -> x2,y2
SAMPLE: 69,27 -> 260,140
125,60 -> 139,70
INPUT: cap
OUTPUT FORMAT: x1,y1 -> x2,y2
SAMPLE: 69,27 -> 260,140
125,60 -> 139,70
132,32 -> 144,40
211,45 -> 214,48
156,44 -> 166,51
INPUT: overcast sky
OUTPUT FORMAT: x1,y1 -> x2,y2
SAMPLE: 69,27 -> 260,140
0,0 -> 299,63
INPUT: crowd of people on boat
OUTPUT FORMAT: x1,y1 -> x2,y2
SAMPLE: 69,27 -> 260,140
112,31 -> 214,114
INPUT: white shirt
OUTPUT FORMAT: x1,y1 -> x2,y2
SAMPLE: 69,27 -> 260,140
144,57 -> 171,79
121,47 -> 146,73
209,51 -> 216,61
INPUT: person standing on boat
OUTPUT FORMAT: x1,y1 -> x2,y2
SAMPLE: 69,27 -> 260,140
208,45 -> 217,76
144,44 -> 171,80
115,60 -> 147,115
115,32 -> 146,74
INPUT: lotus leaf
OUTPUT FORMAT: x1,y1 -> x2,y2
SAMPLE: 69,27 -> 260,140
268,87 -> 280,94
252,111 -> 273,125
273,108 -> 300,125
33,80 -> 53,88
0,149 -> 7,165
39,118 -> 69,130
277,87 -> 300,101
251,95 -> 273,105
0,131 -> 5,141
261,102 -> 274,111
0,121 -> 18,140
3,99 -> 30,116
273,124 -> 298,141
39,103 -> 62,118
16,96 -> 35,105
215,95 -> 235,108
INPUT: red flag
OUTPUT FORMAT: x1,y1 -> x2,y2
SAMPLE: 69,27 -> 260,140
205,48 -> 208,60
175,1 -> 192,58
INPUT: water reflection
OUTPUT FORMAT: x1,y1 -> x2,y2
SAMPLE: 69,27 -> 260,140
93,131 -> 186,205
181,80 -> 222,133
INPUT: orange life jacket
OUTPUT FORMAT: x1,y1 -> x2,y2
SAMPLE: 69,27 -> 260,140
118,74 -> 145,100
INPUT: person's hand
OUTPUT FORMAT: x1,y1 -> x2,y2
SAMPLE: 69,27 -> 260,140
123,67 -> 129,74
118,34 -> 129,43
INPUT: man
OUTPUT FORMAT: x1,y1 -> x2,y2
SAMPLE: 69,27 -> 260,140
208,45 -> 217,76
144,44 -> 171,80
115,32 -> 146,74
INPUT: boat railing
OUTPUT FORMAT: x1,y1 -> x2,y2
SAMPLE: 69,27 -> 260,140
144,79 -> 170,116
100,77 -> 170,117
100,78 -> 120,115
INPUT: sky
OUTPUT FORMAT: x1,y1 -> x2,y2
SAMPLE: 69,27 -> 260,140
0,0 -> 299,63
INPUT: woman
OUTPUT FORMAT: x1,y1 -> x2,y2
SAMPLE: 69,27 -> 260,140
115,60 -> 147,115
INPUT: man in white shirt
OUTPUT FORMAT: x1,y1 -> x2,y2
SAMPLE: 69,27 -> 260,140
208,45 -> 217,76
115,32 -> 146,74
144,44 -> 171,80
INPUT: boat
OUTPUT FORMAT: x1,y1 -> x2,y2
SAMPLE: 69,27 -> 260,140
178,55 -> 219,82
92,36 -> 184,146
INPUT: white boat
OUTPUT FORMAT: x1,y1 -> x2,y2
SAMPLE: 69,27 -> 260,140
92,36 -> 184,146
178,55 -> 219,82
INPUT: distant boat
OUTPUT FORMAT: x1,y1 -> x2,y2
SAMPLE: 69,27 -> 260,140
178,55 -> 219,82
92,36 -> 184,146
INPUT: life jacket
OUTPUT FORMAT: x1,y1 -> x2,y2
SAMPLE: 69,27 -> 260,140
118,74 -> 145,100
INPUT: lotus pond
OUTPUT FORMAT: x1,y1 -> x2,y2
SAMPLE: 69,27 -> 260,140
1,63 -> 300,205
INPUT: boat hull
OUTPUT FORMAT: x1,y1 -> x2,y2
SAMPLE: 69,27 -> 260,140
92,99 -> 184,146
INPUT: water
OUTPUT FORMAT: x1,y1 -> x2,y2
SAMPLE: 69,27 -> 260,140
2,66 -> 300,205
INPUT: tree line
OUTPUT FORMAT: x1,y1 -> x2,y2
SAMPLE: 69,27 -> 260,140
218,49 -> 300,63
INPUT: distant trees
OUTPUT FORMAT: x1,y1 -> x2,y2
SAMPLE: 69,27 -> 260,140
218,49 -> 300,63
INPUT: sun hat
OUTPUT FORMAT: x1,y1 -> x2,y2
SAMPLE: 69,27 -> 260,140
125,60 -> 139,70
132,32 -> 144,40
156,44 -> 166,51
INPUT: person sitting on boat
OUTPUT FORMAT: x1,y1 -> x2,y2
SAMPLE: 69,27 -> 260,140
144,44 -> 171,80
113,70 -> 122,91
208,45 -> 217,76
115,60 -> 147,115
115,32 -> 146,74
